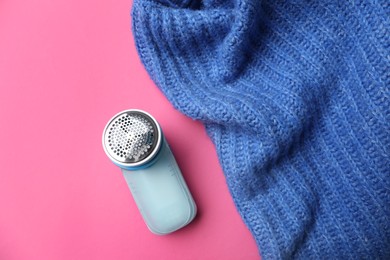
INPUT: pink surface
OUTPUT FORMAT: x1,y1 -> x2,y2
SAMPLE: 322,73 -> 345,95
0,1 -> 259,259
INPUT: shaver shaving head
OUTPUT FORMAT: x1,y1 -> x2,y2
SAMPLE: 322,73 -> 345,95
103,109 -> 162,168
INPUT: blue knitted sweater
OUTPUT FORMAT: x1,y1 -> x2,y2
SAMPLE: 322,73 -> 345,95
132,0 -> 390,258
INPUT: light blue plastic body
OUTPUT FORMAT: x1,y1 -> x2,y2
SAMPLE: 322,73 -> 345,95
121,138 -> 197,235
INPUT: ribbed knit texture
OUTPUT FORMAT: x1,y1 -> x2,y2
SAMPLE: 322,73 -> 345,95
131,0 -> 390,258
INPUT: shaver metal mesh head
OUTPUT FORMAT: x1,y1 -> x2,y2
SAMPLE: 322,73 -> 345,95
103,111 -> 159,164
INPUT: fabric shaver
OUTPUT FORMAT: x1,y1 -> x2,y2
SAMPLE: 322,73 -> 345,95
102,109 -> 197,235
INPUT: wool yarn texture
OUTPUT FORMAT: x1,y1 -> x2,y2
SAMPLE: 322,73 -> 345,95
132,0 -> 390,258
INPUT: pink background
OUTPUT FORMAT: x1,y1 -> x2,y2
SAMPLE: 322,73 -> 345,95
0,0 -> 259,259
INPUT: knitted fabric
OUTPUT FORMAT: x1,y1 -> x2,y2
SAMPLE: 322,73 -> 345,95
131,0 -> 390,258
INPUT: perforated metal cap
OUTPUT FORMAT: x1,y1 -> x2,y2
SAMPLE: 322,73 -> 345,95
102,109 -> 162,168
